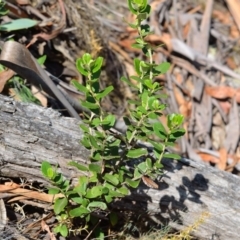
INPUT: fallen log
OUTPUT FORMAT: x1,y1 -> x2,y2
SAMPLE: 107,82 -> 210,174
0,94 -> 239,239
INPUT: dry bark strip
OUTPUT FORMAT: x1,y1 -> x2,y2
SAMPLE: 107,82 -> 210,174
0,94 -> 240,239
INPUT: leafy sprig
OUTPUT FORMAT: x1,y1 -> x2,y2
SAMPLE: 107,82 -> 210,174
41,0 -> 185,238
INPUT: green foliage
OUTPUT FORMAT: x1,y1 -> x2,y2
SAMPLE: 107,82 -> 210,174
41,0 -> 185,238
0,1 -> 38,31
0,0 -> 8,16
0,18 -> 38,31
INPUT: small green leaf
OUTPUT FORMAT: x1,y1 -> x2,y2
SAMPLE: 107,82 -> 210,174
89,135 -> 101,149
134,58 -> 141,75
108,189 -> 124,197
117,186 -> 129,195
0,3 -> 8,16
48,188 -> 60,195
150,141 -> 164,152
59,224 -> 68,237
167,114 -> 185,130
76,59 -> 88,76
74,177 -> 88,195
126,21 -> 138,29
127,0 -> 138,14
88,201 -> 107,210
132,43 -> 144,49
52,173 -> 63,184
163,153 -> 181,160
53,225 -> 61,234
126,148 -> 148,158
125,178 -> 140,188
96,86 -> 114,100
130,75 -> 142,82
82,101 -> 99,109
121,76 -> 137,89
68,161 -> 88,171
71,80 -> 88,94
89,163 -> 101,173
144,79 -> 153,89
148,112 -> 158,119
91,117 -> 101,127
41,161 -> 52,178
103,173 -> 119,186
0,18 -> 38,31
80,123 -> 90,133
91,152 -> 102,161
86,186 -> 103,198
146,158 -> 152,169
154,62 -> 170,74
71,197 -> 83,204
54,198 -> 68,215
134,168 -> 142,179
137,12 -> 148,20
153,122 -> 168,139
81,136 -> 91,149
89,171 -> 98,182
154,162 -> 164,169
141,90 -> 149,108
69,206 -> 90,217
110,212 -> 118,226
37,55 -> 46,65
170,128 -> 186,138
104,114 -> 116,126
92,57 -> 103,73
105,195 -> 113,203
137,162 -> 148,173
94,227 -> 105,240
82,53 -> 92,65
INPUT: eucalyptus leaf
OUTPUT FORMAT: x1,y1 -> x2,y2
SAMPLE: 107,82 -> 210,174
0,18 -> 38,31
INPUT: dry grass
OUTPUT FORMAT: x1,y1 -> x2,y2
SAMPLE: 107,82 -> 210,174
124,212 -> 210,240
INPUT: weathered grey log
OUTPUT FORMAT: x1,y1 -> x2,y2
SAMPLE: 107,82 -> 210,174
0,94 -> 240,240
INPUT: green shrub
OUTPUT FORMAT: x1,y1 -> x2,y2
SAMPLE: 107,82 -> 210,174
41,0 -> 185,238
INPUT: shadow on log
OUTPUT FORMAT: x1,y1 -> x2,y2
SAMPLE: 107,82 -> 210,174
0,94 -> 239,239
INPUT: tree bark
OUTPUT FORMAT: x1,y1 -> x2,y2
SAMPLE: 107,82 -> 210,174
0,94 -> 239,239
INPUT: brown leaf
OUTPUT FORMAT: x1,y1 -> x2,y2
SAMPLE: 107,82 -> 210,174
142,176 -> 158,189
226,57 -> 237,70
41,220 -> 57,240
226,0 -> 240,35
224,99 -> 239,154
205,86 -> 236,99
217,148 -> 228,170
0,69 -> 14,92
16,0 -> 29,5
0,182 -> 63,203
218,100 -> 232,114
197,152 -> 220,164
